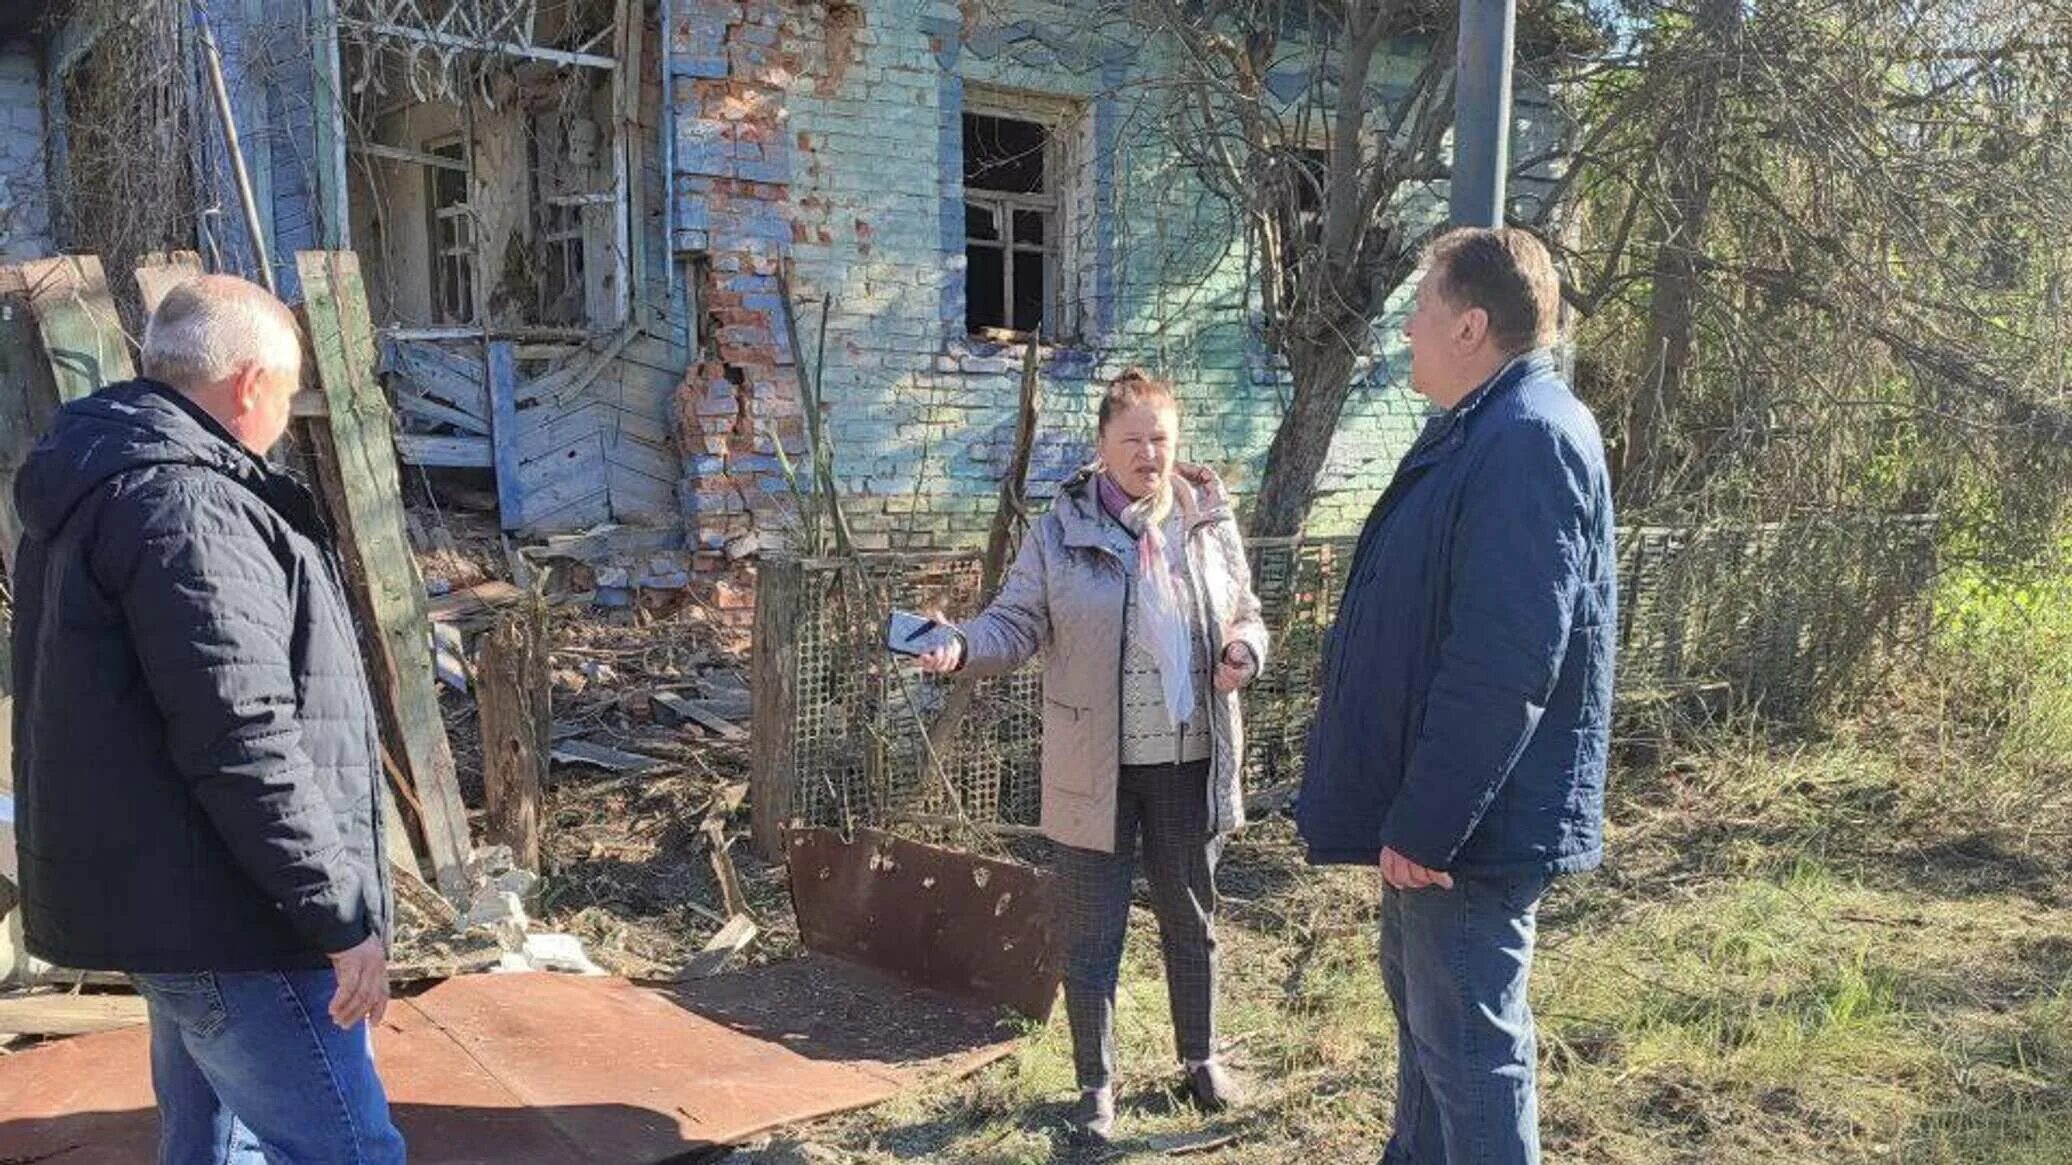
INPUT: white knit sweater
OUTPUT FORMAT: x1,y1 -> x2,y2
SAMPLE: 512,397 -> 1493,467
1105,508 -> 1212,767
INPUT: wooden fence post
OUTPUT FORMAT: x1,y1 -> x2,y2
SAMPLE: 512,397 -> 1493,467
478,603 -> 548,872
750,556 -> 803,860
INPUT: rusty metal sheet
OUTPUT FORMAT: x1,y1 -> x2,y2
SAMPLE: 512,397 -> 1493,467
0,972 -> 1018,1164
408,972 -> 915,1157
785,826 -> 1065,1021
374,995 -> 589,1164
0,1021 -> 159,1162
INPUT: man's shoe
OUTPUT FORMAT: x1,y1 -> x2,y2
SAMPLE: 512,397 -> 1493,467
1069,1086 -> 1116,1142
1184,1061 -> 1245,1112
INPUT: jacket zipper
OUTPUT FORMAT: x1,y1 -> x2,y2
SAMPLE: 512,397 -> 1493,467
1119,565 -> 1133,778
1179,519 -> 1224,824
1075,499 -> 1133,831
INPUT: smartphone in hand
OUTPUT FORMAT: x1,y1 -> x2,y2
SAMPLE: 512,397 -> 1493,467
885,610 -> 959,658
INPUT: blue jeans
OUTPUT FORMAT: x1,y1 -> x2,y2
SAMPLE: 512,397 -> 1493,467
129,970 -> 406,1165
1379,872 -> 1550,1165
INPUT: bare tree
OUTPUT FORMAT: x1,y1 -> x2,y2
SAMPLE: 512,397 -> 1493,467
1562,0 -> 2072,553
1114,1 -> 1590,536
1618,0 -> 1740,500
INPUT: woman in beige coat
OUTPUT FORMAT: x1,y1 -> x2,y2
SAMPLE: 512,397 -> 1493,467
918,369 -> 1269,1142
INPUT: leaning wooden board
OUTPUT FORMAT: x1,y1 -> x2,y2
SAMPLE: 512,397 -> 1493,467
17,257 -> 134,406
133,251 -> 205,316
0,265 -> 71,576
296,251 -> 472,896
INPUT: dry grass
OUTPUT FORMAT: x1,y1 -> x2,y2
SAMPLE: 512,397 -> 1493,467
720,627 -> 2072,1162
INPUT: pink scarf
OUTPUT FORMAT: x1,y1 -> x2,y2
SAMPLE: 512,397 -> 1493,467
1098,472 -> 1197,728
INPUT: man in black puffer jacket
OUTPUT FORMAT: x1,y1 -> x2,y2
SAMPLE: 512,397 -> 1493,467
12,275 -> 405,1164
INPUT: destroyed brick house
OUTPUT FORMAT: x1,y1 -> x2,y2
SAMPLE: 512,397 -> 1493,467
0,0 -> 1565,588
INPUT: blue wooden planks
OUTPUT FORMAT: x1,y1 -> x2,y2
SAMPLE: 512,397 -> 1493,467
487,340 -> 525,532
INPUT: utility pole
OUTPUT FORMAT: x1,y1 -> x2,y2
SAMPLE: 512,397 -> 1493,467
1451,0 -> 1517,228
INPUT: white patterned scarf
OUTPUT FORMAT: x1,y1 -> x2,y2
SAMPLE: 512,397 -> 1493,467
1099,472 -> 1197,729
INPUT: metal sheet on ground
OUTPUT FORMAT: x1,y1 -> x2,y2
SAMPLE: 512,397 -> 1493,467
785,827 -> 1065,1022
0,972 -> 1017,1163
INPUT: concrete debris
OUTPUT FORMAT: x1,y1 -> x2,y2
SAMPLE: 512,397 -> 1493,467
520,933 -> 608,976
462,889 -> 529,951
466,844 -> 517,882
491,867 -> 540,899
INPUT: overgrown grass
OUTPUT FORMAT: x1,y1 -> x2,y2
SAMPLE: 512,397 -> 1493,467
730,569 -> 2072,1164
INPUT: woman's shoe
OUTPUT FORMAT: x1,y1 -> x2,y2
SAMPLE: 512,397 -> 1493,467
1069,1085 -> 1116,1142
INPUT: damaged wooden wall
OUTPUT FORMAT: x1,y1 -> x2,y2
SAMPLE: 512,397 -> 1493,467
341,2 -> 692,539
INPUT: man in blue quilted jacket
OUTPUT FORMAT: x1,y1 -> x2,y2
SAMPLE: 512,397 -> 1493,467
11,275 -> 405,1164
1298,228 -> 1617,1165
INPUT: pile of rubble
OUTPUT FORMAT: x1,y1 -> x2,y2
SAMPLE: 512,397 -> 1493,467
409,528 -> 782,985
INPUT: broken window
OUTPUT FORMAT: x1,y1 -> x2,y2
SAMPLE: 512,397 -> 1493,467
964,112 -> 1064,339
530,107 -> 614,328
425,136 -> 476,324
338,0 -> 630,334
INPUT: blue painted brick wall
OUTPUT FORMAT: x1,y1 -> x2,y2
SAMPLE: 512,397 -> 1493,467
668,0 -> 1564,551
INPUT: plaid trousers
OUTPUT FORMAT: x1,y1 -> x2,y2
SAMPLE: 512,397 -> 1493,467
1053,758 -> 1221,1091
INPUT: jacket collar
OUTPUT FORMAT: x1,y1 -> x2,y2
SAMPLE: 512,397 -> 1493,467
139,381 -> 332,546
1056,462 -> 1233,550
1403,348 -> 1555,472
1451,348 -> 1554,421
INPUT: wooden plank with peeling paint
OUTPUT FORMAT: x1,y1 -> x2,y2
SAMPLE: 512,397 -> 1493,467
0,265 -> 67,574
134,252 -> 206,316
386,340 -> 489,420
20,256 -> 134,402
487,340 -> 525,532
396,433 -> 493,468
513,401 -> 607,462
395,393 -> 492,435
296,250 -> 472,896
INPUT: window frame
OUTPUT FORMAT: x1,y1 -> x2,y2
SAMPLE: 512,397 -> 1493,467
423,133 -> 476,326
1272,144 -> 1331,326
960,89 -> 1084,342
335,6 -> 634,334
530,106 -> 615,328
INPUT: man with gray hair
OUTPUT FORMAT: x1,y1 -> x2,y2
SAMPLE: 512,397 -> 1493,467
11,274 -> 404,1163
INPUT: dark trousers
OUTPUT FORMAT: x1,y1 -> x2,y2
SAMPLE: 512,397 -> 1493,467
1380,872 -> 1550,1165
1055,758 -> 1220,1092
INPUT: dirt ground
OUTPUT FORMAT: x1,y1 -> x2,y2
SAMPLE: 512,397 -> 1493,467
399,514 -> 2072,1164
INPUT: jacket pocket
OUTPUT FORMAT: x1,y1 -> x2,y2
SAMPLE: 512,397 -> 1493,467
130,972 -> 228,1039
1042,696 -> 1102,795
1044,695 -> 1091,719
